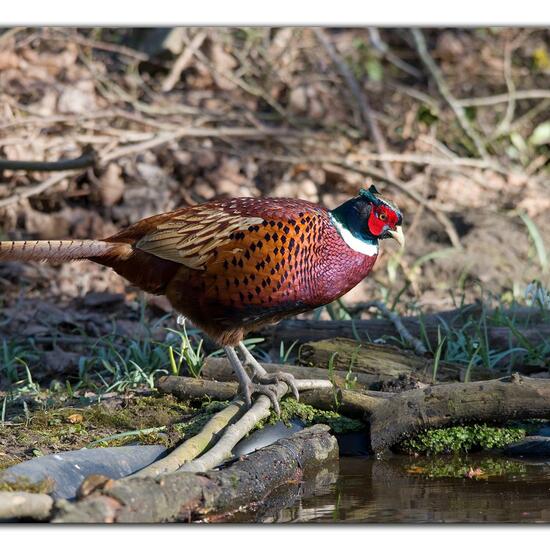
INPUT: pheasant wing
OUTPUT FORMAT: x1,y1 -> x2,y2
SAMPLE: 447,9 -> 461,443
135,206 -> 264,270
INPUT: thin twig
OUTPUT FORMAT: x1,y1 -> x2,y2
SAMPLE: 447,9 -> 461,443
0,171 -> 78,210
411,28 -> 490,162
456,89 -> 550,107
493,39 -> 517,138
510,99 -> 550,133
345,152 -> 504,172
99,126 -> 309,166
313,28 -> 394,180
55,30 -> 151,63
351,300 -> 428,355
368,28 -> 422,79
161,31 -> 207,92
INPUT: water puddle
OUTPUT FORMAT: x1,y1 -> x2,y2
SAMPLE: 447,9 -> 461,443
227,454 -> 550,523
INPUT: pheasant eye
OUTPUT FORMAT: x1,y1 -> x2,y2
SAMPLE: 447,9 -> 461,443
378,212 -> 387,222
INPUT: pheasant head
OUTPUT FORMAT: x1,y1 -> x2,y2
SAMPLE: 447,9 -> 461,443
329,185 -> 404,255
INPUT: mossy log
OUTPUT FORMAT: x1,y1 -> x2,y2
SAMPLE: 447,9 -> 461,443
52,425 -> 337,523
157,375 -> 389,418
160,373 -> 550,456
202,356 -> 393,390
369,375 -> 550,453
298,338 -> 489,382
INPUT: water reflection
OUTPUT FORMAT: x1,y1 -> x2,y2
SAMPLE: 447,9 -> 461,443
228,455 -> 550,523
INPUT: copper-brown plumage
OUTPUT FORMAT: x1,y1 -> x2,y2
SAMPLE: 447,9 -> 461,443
0,189 -> 404,411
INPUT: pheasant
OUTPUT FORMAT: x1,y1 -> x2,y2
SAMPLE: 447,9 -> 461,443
0,185 -> 403,413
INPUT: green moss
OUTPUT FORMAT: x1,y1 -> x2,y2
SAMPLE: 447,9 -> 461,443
172,400 -> 229,439
397,424 -> 526,455
0,475 -> 55,494
0,454 -> 23,471
258,398 -> 365,434
0,394 -> 194,468
404,456 -> 528,479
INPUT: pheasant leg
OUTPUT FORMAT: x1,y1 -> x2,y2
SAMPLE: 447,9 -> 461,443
224,345 -> 281,415
238,342 -> 300,401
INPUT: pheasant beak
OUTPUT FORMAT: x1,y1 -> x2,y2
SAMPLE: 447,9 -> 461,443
388,226 -> 405,248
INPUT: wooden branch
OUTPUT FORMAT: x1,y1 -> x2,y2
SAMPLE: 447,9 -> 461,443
157,375 -> 332,402
356,300 -> 427,355
157,376 -> 240,401
201,356 -> 393,390
456,89 -> 550,107
179,381 -> 290,473
0,491 -> 53,521
367,28 -> 422,79
52,426 -> 337,523
129,400 -> 244,478
0,146 -> 97,172
99,126 -> 309,166
411,28 -> 490,162
369,375 -> 550,452
157,375 -> 388,418
299,387 -> 388,418
161,31 -> 207,92
0,171 -> 77,209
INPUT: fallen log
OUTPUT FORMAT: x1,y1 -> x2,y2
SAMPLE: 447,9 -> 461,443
256,307 -> 550,351
369,374 -> 550,453
298,338 -> 489,382
157,375 -> 388,418
52,425 -> 338,523
202,356 -> 393,390
157,375 -> 333,402
0,491 -> 53,521
157,376 -> 240,401
159,372 -> 550,457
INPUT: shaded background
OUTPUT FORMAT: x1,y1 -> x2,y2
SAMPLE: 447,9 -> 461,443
0,26 -> 549,335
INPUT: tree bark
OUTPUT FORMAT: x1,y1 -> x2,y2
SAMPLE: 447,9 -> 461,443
52,425 -> 338,523
369,374 -> 550,453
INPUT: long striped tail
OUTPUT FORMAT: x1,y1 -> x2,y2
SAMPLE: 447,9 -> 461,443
0,239 -> 131,263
